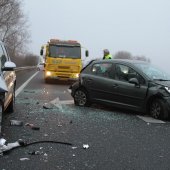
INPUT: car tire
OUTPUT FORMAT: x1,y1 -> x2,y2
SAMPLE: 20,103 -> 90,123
150,98 -> 168,120
74,88 -> 90,106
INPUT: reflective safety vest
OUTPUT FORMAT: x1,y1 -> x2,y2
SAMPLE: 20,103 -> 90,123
104,54 -> 112,59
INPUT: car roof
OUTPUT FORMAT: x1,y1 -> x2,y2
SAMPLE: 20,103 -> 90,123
90,59 -> 149,66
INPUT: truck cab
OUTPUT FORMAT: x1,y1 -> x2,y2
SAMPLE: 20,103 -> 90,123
40,39 -> 88,83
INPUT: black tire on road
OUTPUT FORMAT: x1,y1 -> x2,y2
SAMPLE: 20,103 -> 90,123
150,98 -> 168,120
74,88 -> 90,106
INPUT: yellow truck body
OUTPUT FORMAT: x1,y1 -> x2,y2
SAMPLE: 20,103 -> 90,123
40,39 -> 88,82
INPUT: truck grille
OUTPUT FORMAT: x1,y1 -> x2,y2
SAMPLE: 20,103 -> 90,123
58,66 -> 70,69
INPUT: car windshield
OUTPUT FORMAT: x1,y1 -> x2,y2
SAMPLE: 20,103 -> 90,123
49,45 -> 81,59
135,63 -> 170,81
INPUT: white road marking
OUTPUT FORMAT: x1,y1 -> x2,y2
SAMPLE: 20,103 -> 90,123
60,100 -> 74,104
50,97 -> 74,112
50,97 -> 63,110
137,115 -> 165,124
50,97 -> 74,105
15,72 -> 39,97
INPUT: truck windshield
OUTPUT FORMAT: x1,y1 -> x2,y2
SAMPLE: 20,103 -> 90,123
49,45 -> 81,59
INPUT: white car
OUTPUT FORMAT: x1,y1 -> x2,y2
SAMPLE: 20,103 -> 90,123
0,41 -> 16,114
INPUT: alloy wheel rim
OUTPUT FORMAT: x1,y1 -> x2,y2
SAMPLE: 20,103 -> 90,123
75,90 -> 87,106
151,102 -> 161,118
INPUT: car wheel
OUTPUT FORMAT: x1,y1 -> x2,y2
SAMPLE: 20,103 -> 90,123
150,98 -> 167,120
74,88 -> 90,106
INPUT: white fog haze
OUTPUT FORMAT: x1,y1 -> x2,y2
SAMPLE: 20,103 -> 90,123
23,0 -> 170,72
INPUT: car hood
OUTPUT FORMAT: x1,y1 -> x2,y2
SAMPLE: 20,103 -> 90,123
0,76 -> 8,92
154,80 -> 170,87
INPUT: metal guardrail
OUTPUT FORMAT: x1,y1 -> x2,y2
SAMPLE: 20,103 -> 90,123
14,66 -> 38,72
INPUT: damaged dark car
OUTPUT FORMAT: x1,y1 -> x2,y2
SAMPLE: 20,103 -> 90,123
70,59 -> 170,120
0,41 -> 16,114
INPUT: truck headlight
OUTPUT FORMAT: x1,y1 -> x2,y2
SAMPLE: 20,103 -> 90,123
46,71 -> 52,76
75,73 -> 79,78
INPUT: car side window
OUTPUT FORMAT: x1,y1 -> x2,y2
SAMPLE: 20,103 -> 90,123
92,63 -> 113,78
115,64 -> 145,85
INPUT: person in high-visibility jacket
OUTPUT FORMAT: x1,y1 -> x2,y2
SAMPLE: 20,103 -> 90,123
103,49 -> 112,59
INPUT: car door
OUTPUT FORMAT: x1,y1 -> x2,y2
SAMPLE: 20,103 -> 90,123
83,62 -> 120,103
112,63 -> 148,110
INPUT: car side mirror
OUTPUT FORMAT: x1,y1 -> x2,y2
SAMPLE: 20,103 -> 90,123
40,49 -> 43,56
129,78 -> 139,86
2,61 -> 16,71
85,50 -> 89,57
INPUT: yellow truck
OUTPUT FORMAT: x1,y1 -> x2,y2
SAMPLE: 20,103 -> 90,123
40,39 -> 88,83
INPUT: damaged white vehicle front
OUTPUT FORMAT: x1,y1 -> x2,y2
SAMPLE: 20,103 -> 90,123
0,41 -> 16,115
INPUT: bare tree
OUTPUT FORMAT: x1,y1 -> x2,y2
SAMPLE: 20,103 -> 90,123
133,55 -> 151,63
114,51 -> 133,59
0,0 -> 30,59
25,53 -> 39,66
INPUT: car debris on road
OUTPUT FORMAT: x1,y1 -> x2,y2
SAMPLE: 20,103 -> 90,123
10,120 -> 23,126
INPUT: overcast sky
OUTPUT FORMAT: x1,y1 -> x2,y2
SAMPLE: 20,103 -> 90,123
23,0 -> 170,71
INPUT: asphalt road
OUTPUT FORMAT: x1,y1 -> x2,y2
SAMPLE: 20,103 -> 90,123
1,69 -> 170,170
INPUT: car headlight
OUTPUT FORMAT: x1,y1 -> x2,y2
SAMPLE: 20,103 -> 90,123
165,87 -> 170,93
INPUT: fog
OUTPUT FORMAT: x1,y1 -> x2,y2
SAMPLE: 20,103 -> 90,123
23,0 -> 170,72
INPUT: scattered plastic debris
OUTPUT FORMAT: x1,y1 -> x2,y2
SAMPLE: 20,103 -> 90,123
20,158 -> 30,161
10,120 -> 23,126
44,153 -> 48,156
0,138 -> 6,146
28,151 -> 40,155
43,103 -> 54,109
83,144 -> 89,149
0,139 -> 24,155
25,123 -> 34,127
72,146 -> 77,150
25,123 -> 40,130
31,126 -> 40,130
